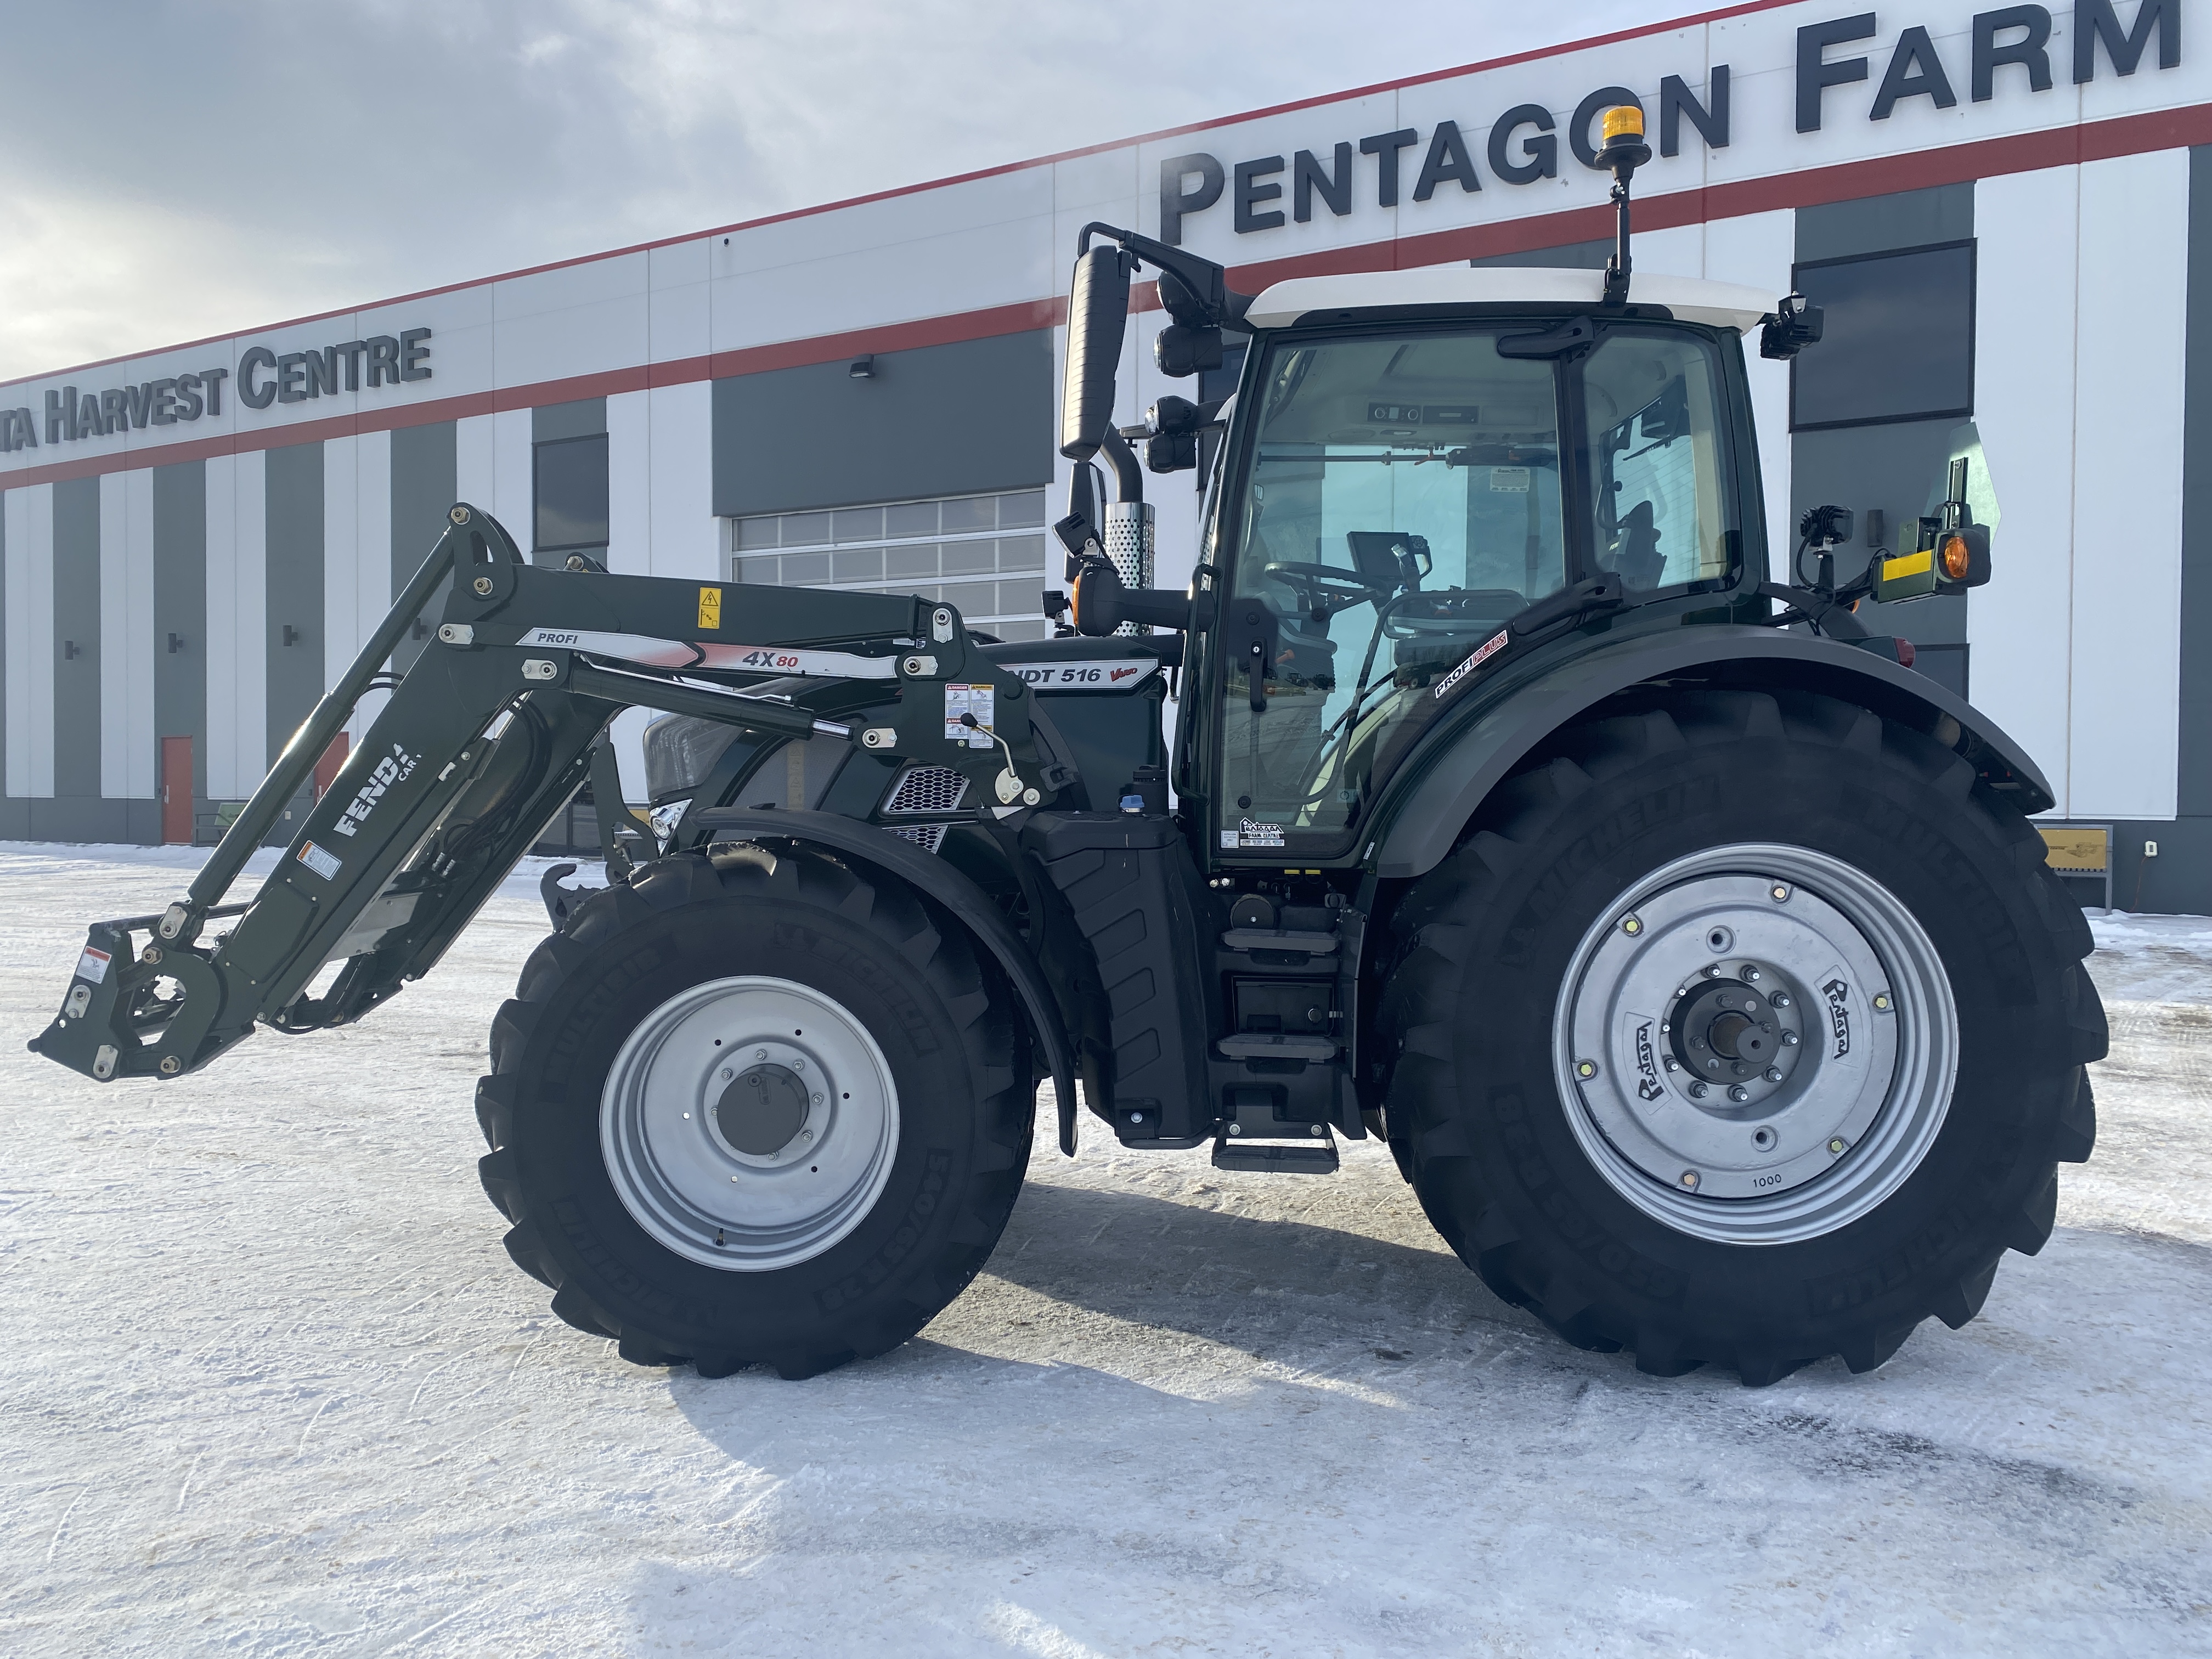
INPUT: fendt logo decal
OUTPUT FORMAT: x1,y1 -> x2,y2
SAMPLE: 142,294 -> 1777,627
1821,977 -> 1852,1058
332,743 -> 420,838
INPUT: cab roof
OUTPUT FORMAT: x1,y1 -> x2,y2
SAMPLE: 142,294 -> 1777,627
1243,267 -> 1776,335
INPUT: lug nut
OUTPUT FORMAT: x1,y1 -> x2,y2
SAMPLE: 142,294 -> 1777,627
1742,966 -> 1761,981
1689,1082 -> 1709,1099
1874,994 -> 1893,1012
1621,915 -> 1643,935
1663,1058 -> 1680,1072
1829,1137 -> 1848,1155
811,1093 -> 823,1105
1705,964 -> 1722,978
1771,884 -> 1791,902
1772,992 -> 1792,1009
1728,1085 -> 1750,1102
1575,1059 -> 1598,1079
1680,1170 -> 1701,1189
1782,1031 -> 1800,1046
1765,1067 -> 1783,1082
720,1068 -> 732,1081
755,1048 -> 767,1060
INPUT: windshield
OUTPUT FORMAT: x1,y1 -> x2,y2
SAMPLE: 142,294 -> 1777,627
1214,322 -> 1740,856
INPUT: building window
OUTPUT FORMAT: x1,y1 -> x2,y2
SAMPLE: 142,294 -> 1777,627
535,432 -> 610,556
1790,240 -> 1975,432
730,488 -> 1052,641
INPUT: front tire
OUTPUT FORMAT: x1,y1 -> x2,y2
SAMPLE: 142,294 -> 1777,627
474,845 -> 1032,1379
1378,689 -> 2103,1384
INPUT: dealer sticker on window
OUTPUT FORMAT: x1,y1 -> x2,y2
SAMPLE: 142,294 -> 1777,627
298,841 -> 343,881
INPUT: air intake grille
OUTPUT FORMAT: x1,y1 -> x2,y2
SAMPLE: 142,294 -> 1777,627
885,766 -> 968,815
887,823 -> 950,854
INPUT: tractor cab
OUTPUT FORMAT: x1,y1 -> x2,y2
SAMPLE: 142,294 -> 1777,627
1192,266 -> 1776,861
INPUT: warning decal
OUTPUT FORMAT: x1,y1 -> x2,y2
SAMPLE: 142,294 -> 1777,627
945,684 -> 996,748
75,945 -> 111,985
697,586 -> 723,630
298,841 -> 342,881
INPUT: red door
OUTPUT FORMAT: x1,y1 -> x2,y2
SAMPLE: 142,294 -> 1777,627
160,736 -> 194,845
312,733 -> 349,802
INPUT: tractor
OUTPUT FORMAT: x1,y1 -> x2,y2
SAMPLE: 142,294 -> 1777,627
35,108 -> 2101,1384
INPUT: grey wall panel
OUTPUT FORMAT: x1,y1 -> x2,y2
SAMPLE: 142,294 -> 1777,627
714,329 -> 1054,518
1796,183 -> 1972,263
2159,144 -> 2212,914
1790,416 -> 1967,646
1790,184 -> 1977,671
533,398 -> 606,442
153,462 -> 208,810
50,476 -> 101,804
264,442 -> 325,769
390,420 -> 456,676
1470,238 -> 1610,270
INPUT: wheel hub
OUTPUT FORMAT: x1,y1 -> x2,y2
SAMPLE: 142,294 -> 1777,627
1554,844 -> 1957,1245
600,977 -> 899,1271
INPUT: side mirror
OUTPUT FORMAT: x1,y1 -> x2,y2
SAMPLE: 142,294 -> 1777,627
1060,245 -> 1132,462
1760,293 -> 1824,360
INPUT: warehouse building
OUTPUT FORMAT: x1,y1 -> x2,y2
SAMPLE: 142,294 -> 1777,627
2,0 -> 2207,906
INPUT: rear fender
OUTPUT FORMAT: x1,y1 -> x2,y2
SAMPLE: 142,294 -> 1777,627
1367,624 -> 2054,881
686,807 -> 1081,1153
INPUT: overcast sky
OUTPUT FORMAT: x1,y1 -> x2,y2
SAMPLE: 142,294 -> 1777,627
0,0 -> 1674,381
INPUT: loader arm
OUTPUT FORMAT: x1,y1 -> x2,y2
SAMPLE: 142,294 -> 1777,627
30,504 -> 1064,1084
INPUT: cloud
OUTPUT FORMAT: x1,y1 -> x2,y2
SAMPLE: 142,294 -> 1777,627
0,0 -> 1669,379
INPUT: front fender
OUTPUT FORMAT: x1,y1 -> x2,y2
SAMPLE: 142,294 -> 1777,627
687,807 -> 1081,1154
1367,625 -> 2053,881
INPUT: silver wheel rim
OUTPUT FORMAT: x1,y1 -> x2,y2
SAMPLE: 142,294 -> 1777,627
1553,843 -> 1957,1245
600,975 -> 900,1272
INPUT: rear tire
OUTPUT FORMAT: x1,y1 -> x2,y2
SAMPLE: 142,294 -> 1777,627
474,845 -> 1032,1379
1378,689 -> 2103,1384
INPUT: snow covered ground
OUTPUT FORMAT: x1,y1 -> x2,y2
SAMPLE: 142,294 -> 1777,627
2,844 -> 2209,1657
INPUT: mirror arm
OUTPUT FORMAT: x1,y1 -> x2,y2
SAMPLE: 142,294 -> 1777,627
1076,221 -> 1252,329
1098,427 -> 1144,506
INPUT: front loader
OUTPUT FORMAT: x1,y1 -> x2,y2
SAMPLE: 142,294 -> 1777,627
35,107 -> 2102,1384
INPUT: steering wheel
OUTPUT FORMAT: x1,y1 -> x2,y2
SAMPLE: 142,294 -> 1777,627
1262,562 -> 1390,619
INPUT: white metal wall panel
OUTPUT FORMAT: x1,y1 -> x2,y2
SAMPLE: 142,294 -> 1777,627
1971,166 -> 2080,813
603,388 -> 654,799
1701,210 -> 1796,578
646,381 -> 720,582
2070,148 -> 2188,821
493,251 -> 650,390
323,436 -> 357,702
648,239 -> 712,363
119,470 -> 155,798
3,486 -> 51,798
98,472 -> 128,798
204,450 -> 268,799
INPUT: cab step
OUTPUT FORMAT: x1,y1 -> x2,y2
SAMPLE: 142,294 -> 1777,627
1212,1129 -> 1339,1175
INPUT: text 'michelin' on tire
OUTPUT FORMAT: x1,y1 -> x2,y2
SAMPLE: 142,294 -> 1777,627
1379,688 -> 2104,1385
473,845 -> 1032,1380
